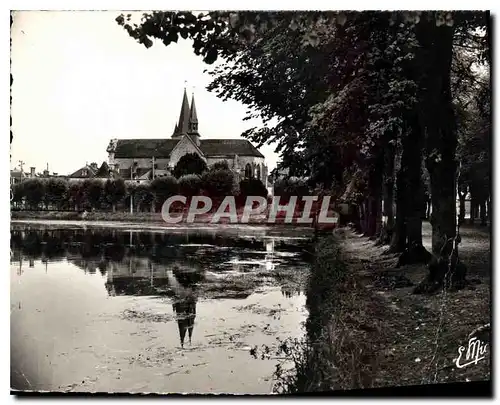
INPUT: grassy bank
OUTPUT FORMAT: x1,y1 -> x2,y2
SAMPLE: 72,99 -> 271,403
272,233 -> 387,393
11,210 -> 165,223
266,224 -> 490,393
10,210 -> 337,229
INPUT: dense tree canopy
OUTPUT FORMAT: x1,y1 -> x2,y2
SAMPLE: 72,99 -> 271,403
172,152 -> 208,178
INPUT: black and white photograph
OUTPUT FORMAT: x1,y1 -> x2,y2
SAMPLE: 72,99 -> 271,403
9,8 -> 492,396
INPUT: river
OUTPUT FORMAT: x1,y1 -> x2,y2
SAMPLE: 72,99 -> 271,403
10,222 -> 313,394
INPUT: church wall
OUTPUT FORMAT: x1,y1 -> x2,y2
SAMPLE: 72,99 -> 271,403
234,156 -> 267,186
169,136 -> 205,168
205,157 -> 235,168
112,158 -> 171,171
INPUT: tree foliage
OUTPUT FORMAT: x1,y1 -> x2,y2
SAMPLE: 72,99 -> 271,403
239,178 -> 268,198
44,178 -> 68,209
172,153 -> 208,178
201,169 -> 238,197
104,179 -> 127,211
23,179 -> 45,209
178,174 -> 203,197
151,176 -> 179,206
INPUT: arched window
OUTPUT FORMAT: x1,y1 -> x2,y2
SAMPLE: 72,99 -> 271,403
245,163 -> 252,179
256,164 -> 261,180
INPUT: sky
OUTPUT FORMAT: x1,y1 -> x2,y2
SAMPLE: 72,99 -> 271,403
10,11 -> 280,175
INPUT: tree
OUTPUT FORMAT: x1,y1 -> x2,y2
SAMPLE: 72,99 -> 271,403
44,179 -> 69,210
210,160 -> 230,171
133,183 -> 155,212
239,178 -> 268,198
67,183 -> 84,211
201,169 -> 238,198
11,183 -> 25,208
178,174 -> 203,197
151,176 -> 179,211
172,153 -> 207,178
95,161 -> 111,178
23,179 -> 45,210
82,180 -> 103,210
455,71 -> 490,226
104,179 -> 126,212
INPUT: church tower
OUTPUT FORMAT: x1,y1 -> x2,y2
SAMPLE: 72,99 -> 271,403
188,93 -> 200,146
171,88 -> 191,139
171,88 -> 200,146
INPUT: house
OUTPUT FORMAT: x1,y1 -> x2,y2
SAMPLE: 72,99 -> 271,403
67,162 -> 115,183
67,163 -> 98,182
106,89 -> 269,186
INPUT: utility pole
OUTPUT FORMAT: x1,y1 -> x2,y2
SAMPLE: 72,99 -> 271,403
151,156 -> 155,180
18,160 -> 25,181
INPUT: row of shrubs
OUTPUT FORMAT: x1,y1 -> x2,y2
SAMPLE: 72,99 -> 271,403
11,167 -> 272,213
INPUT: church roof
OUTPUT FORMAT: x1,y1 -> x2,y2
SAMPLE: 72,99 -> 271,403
199,139 -> 265,158
113,138 -> 264,159
114,139 -> 179,158
177,88 -> 191,134
189,94 -> 198,123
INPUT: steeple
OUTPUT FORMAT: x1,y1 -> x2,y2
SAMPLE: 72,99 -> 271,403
172,87 -> 191,138
188,93 -> 198,134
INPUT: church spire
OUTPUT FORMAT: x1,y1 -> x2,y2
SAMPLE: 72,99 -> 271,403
173,87 -> 191,138
188,93 -> 198,134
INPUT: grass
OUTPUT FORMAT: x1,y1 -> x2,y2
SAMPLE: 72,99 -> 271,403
259,234 -> 385,393
10,208 -> 337,228
264,224 -> 490,393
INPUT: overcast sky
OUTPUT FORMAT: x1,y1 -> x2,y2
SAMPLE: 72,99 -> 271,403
11,11 -> 279,175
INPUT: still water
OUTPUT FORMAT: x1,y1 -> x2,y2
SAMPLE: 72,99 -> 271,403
10,223 -> 312,394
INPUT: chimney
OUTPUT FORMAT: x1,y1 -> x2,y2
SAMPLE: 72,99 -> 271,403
90,162 -> 98,171
30,167 -> 35,177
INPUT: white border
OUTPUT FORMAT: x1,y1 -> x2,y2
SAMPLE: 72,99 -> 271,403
2,2 -> 497,405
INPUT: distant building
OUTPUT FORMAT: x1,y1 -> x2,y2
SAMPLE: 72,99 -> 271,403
67,163 -> 97,182
106,88 -> 269,186
67,162 -> 114,183
11,164 -> 67,184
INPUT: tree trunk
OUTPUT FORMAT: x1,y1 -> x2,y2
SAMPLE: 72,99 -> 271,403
397,113 -> 431,266
378,143 -> 396,246
388,166 -> 406,254
352,204 -> 363,233
486,195 -> 491,224
414,17 -> 466,293
458,185 -> 467,225
364,155 -> 384,239
358,200 -> 366,234
479,200 -> 487,226
374,196 -> 383,238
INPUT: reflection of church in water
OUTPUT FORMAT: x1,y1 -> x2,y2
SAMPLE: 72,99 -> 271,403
105,258 -> 199,348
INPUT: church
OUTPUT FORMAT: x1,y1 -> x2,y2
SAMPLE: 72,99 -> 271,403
106,89 -> 268,186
